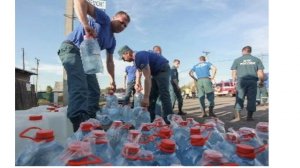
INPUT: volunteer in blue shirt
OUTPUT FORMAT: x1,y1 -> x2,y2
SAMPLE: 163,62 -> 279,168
189,56 -> 217,118
230,46 -> 265,122
118,45 -> 174,124
123,64 -> 137,107
57,0 -> 130,132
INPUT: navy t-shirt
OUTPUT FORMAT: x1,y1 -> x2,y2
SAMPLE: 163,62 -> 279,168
125,65 -> 137,82
66,8 -> 116,54
134,51 -> 169,76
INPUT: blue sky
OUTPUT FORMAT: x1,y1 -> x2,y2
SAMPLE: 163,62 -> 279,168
15,0 -> 268,91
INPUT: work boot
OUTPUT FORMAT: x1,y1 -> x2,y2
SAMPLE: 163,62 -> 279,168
208,106 -> 217,117
230,111 -> 241,123
246,111 -> 254,121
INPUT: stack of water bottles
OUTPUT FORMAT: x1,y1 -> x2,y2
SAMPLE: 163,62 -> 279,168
16,90 -> 269,166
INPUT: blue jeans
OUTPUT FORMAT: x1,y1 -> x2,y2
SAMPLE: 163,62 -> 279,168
148,64 -> 174,124
57,41 -> 100,131
235,79 -> 257,112
124,80 -> 136,106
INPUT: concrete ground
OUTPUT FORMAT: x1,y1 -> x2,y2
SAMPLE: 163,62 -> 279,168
173,96 -> 269,130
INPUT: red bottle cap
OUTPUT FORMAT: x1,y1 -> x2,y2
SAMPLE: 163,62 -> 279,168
190,127 -> 201,135
29,115 -> 43,121
158,139 -> 176,153
190,135 -> 206,146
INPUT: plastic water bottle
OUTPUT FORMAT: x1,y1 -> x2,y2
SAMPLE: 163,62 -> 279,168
69,121 -> 94,141
126,130 -> 141,144
105,92 -> 119,108
107,106 -> 122,121
16,128 -> 64,166
186,117 -> 199,128
154,127 -> 173,144
180,135 -> 208,166
15,115 -> 49,160
134,92 -> 144,108
50,141 -> 104,166
172,121 -> 190,153
139,124 -> 156,152
205,118 -> 226,133
132,107 -> 151,129
238,127 -> 264,148
88,130 -> 113,164
79,35 -> 103,74
106,121 -> 129,155
121,105 -> 133,123
213,132 -> 239,160
230,144 -> 262,166
198,149 -> 238,166
167,114 -> 184,129
138,150 -> 155,166
114,143 -> 142,166
153,139 -> 181,166
96,114 -> 112,126
190,126 -> 201,136
201,122 -> 224,147
256,122 -> 269,144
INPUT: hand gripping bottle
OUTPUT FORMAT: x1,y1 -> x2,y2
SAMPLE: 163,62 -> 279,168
153,139 -> 181,166
79,35 -> 103,74
180,135 -> 209,166
16,128 -> 64,166
230,144 -> 264,166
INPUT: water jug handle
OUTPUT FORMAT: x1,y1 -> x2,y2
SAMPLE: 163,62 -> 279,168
67,154 -> 102,166
255,144 -> 268,154
19,126 -> 42,141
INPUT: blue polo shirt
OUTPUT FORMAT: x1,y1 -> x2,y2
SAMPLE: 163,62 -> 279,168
125,65 -> 137,83
66,8 -> 116,54
191,62 -> 213,79
134,51 -> 169,76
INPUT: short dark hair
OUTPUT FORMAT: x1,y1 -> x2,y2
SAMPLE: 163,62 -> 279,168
242,46 -> 252,53
173,59 -> 180,63
115,11 -> 130,22
153,45 -> 161,50
199,56 -> 206,61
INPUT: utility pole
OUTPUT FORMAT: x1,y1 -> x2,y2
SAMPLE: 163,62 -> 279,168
35,58 -> 40,93
63,0 -> 75,105
22,48 -> 25,70
202,51 -> 210,60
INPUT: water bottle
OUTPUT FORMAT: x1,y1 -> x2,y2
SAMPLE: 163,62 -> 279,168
121,105 -> 133,123
190,126 -> 201,135
205,118 -> 226,133
230,144 -> 263,166
172,121 -> 190,153
256,122 -> 269,144
138,150 -> 155,166
167,114 -> 184,129
154,127 -> 173,144
139,124 -> 156,152
106,121 -> 129,155
153,139 -> 181,166
213,132 -> 239,160
88,130 -> 113,164
133,92 -> 144,108
16,128 -> 64,166
200,122 -> 224,147
68,121 -> 94,141
50,141 -> 104,166
105,92 -> 119,108
114,143 -> 142,166
180,135 -> 208,166
126,130 -> 141,144
198,149 -> 238,166
79,35 -> 103,74
107,106 -> 122,121
133,107 -> 151,129
96,114 -> 112,126
238,127 -> 264,148
186,117 -> 199,128
15,115 -> 48,160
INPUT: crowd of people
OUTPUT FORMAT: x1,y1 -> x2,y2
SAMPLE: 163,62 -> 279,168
58,0 -> 267,132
